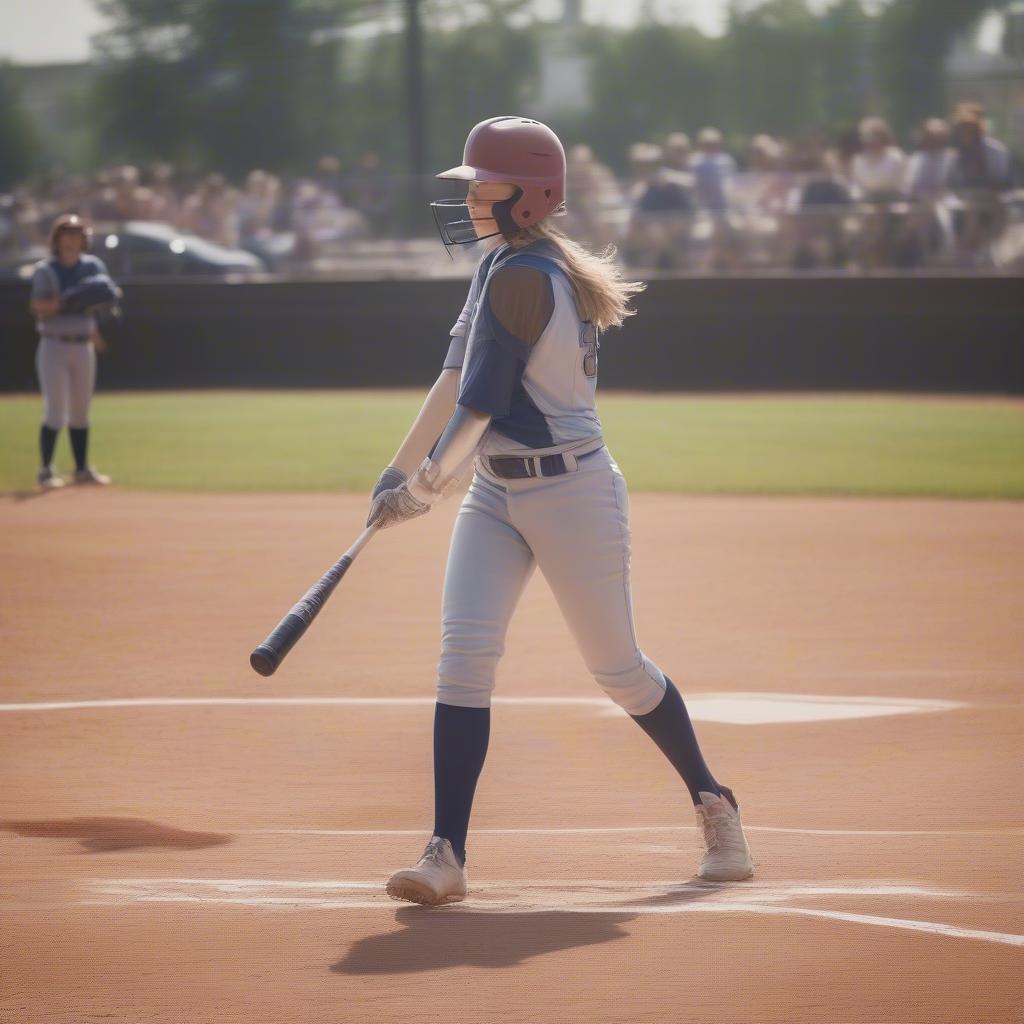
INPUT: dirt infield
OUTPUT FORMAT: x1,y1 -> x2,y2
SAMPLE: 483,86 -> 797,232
1,490 -> 1022,1023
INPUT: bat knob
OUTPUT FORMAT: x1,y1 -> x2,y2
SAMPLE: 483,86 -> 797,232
250,646 -> 279,677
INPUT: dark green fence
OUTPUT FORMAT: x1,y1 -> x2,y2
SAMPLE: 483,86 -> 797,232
3,276 -> 1021,392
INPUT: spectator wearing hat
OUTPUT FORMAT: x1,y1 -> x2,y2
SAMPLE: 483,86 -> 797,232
563,144 -> 621,251
949,103 -> 1014,263
691,128 -> 736,214
850,117 -> 908,268
623,141 -> 695,269
784,140 -> 851,270
949,103 -> 1013,191
663,132 -> 694,177
851,117 -> 906,200
904,118 -> 958,264
692,128 -> 739,270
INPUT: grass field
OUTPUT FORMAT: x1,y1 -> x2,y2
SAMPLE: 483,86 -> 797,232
1,390 -> 1022,498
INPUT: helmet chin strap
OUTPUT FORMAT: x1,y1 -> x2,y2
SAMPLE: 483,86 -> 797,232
430,188 -> 524,257
491,189 -> 522,239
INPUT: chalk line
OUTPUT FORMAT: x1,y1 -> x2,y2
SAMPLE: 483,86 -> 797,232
79,877 -> 1024,947
241,825 -> 1024,838
0,692 -> 967,726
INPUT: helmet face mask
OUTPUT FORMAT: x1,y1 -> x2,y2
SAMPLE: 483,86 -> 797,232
430,188 -> 522,249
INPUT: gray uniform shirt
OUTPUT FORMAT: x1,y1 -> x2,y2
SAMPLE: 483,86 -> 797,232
31,255 -> 109,339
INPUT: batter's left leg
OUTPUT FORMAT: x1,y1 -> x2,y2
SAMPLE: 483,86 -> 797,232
512,457 -> 721,805
67,342 -> 102,481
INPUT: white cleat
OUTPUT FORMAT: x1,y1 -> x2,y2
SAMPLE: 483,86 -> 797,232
73,467 -> 111,485
386,836 -> 468,906
37,466 -> 65,489
695,788 -> 754,881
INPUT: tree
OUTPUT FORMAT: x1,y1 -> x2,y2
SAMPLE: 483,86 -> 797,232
875,0 -> 1009,133
722,0 -> 830,136
0,67 -> 40,189
91,0 -> 350,174
817,0 -> 875,129
581,22 -> 721,167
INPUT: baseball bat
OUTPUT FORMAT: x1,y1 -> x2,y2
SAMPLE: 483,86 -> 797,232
250,526 -> 377,677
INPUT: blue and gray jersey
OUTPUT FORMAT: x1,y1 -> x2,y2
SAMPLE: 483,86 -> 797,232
31,255 -> 110,339
444,241 -> 602,458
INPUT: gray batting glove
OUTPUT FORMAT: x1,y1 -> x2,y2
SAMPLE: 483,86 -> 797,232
367,483 -> 430,530
371,465 -> 408,499
366,465 -> 413,528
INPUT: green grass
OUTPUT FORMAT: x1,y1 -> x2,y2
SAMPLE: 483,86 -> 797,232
1,391 -> 1022,498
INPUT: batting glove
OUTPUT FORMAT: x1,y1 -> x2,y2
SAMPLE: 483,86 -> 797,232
366,482 -> 430,530
370,465 -> 408,499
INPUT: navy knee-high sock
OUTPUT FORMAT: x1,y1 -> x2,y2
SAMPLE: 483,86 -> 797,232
630,678 -> 720,805
69,427 -> 88,472
39,425 -> 58,468
433,701 -> 490,866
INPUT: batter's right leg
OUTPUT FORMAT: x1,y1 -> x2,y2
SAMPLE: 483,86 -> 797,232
433,473 -> 534,867
35,338 -> 70,486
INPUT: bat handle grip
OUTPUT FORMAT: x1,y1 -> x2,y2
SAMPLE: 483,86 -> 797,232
250,615 -> 306,677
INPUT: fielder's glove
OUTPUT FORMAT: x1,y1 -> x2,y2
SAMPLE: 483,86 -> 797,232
60,274 -> 122,316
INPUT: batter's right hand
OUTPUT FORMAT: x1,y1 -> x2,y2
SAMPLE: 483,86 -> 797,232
371,465 -> 408,500
366,483 -> 430,530
367,465 -> 409,526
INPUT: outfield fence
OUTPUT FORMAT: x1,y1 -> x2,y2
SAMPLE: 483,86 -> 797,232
1,276 -> 1021,393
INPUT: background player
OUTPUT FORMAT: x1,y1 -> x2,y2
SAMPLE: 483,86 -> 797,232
29,215 -> 116,489
366,116 -> 754,906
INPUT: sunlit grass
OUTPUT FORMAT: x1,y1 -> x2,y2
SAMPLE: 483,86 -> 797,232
1,391 -> 1021,498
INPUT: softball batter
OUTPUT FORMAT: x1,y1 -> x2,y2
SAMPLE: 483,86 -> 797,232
29,215 -> 114,489
367,117 -> 753,905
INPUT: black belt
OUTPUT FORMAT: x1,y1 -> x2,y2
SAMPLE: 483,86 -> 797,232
45,334 -> 91,344
485,447 -> 603,480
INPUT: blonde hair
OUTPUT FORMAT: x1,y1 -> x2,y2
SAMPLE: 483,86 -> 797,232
506,220 -> 645,331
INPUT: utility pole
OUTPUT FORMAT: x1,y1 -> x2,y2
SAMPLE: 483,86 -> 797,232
404,0 -> 428,212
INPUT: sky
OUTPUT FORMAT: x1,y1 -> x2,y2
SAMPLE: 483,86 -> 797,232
0,0 -> 885,66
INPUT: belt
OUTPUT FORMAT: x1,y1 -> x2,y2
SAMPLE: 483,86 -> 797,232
44,333 -> 91,344
484,438 -> 606,480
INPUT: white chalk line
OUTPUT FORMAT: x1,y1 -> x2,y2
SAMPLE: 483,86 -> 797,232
242,825 -> 1024,838
0,692 -> 970,726
78,877 -> 1024,948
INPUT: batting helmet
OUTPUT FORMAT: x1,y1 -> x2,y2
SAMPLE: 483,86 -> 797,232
49,214 -> 92,257
432,116 -> 566,247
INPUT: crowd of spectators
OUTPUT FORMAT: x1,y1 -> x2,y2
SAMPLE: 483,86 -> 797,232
0,152 -> 394,274
592,102 -> 1020,272
1,102 -> 1019,276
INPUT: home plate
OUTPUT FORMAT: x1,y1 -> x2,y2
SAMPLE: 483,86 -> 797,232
602,693 -> 964,725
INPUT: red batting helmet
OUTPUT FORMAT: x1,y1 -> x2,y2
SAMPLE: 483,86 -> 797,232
437,116 -> 566,230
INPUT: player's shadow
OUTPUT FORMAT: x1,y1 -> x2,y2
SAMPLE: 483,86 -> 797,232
333,907 -> 634,974
4,488 -> 53,503
332,883 -> 717,974
0,816 -> 231,853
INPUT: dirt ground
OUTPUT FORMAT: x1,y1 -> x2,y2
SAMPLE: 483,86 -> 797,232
1,489 -> 1022,1024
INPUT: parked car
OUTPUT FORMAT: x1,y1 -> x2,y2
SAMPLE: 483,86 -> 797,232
5,220 -> 266,281
93,221 -> 266,277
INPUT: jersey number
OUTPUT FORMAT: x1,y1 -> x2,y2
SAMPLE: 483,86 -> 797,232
579,322 -> 599,378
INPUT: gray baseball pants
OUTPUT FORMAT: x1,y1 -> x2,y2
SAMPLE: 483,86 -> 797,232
36,337 -> 96,429
437,446 -> 668,715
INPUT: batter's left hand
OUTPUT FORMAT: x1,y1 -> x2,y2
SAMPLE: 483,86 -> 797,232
366,483 -> 430,530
